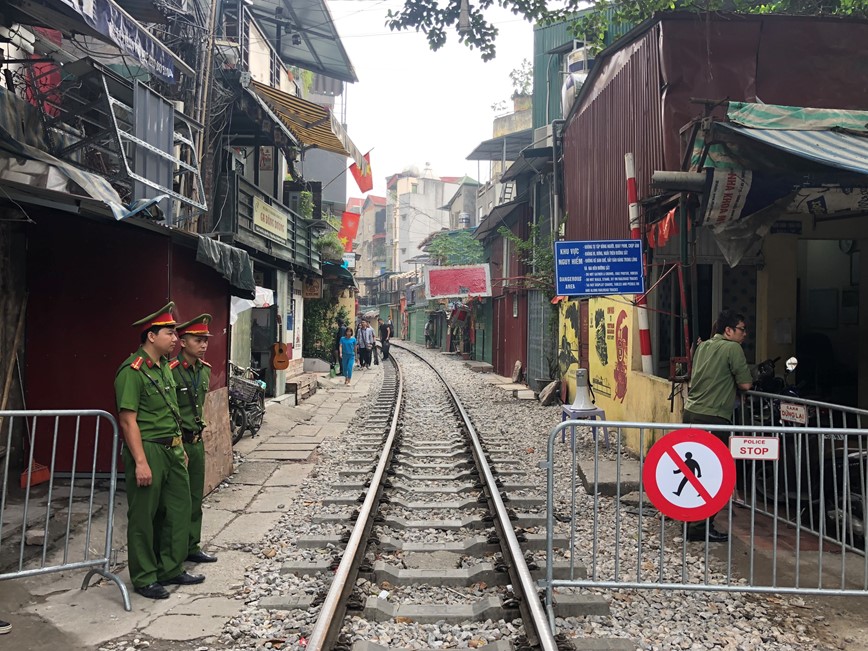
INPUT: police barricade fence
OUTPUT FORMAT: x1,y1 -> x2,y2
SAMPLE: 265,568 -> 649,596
737,390 -> 868,545
0,409 -> 130,610
543,419 -> 868,628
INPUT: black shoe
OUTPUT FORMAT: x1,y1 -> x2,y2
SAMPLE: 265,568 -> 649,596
159,571 -> 205,586
687,526 -> 729,543
0,619 -> 11,634
186,550 -> 218,563
134,583 -> 170,599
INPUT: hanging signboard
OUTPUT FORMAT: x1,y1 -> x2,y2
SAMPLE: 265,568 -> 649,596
302,277 -> 322,299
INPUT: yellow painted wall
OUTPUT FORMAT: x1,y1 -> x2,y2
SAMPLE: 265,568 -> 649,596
756,235 -> 798,364
557,299 -> 581,403
337,287 -> 356,321
586,297 -> 684,452
588,297 -> 635,412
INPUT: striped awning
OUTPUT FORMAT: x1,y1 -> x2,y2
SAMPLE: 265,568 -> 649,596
248,81 -> 367,174
717,122 -> 868,176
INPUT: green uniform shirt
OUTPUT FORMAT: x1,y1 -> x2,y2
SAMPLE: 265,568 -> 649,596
171,356 -> 212,433
115,348 -> 182,440
684,334 -> 753,420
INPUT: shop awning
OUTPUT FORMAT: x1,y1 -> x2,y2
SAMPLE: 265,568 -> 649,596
473,196 -> 528,241
466,129 -> 534,161
716,122 -> 868,176
322,260 -> 357,288
248,80 -> 367,173
501,146 -> 553,182
246,0 -> 357,83
235,85 -> 299,148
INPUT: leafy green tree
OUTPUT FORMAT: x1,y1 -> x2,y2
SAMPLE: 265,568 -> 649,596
510,58 -> 533,96
302,301 -> 350,361
386,0 -> 868,60
427,231 -> 485,265
497,222 -> 554,296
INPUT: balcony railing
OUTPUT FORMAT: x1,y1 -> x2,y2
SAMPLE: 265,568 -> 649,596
214,170 -> 320,272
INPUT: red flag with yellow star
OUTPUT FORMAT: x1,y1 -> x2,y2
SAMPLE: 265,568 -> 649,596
338,211 -> 360,252
349,152 -> 373,193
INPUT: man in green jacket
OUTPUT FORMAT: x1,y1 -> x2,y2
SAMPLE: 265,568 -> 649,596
115,302 -> 204,600
171,314 -> 218,564
682,309 -> 753,543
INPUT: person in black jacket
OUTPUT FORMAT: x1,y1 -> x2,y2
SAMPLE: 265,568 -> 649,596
333,319 -> 344,375
378,317 -> 391,361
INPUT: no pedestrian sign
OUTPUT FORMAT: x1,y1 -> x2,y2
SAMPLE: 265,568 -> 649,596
642,428 -> 736,522
554,240 -> 645,297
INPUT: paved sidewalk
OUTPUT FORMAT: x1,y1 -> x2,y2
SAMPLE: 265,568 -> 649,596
0,364 -> 381,650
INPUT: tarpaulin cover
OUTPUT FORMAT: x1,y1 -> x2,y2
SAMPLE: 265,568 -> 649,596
716,122 -> 868,176
196,236 -> 255,299
727,102 -> 868,132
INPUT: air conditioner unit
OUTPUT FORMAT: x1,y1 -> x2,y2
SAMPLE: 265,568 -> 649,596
534,124 -> 553,148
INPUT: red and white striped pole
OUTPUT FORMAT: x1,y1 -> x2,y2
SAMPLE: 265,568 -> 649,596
625,153 -> 654,375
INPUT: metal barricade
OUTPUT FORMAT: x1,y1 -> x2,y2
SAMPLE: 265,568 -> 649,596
737,391 -> 868,544
0,410 -> 130,610
543,419 -> 868,628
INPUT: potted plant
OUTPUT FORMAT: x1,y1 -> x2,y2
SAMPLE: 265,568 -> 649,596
316,231 -> 345,262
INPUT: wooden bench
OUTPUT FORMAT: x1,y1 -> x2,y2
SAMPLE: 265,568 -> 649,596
285,372 -> 318,401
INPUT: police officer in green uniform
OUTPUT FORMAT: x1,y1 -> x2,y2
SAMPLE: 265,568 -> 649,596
115,302 -> 205,600
170,314 -> 218,564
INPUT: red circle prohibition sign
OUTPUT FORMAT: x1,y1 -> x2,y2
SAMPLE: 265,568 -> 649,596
642,428 -> 737,522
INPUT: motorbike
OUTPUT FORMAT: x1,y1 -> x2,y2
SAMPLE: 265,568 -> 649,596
228,362 -> 267,445
741,357 -> 867,549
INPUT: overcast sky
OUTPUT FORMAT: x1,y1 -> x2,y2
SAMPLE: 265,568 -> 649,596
327,0 -> 536,199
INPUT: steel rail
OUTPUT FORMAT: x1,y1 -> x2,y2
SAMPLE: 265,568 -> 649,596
391,344 -> 559,651
305,358 -> 403,650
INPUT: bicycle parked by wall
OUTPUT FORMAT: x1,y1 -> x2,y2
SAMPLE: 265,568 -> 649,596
229,362 -> 266,445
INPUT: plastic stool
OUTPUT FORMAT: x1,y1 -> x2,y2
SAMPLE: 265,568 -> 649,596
561,405 -> 610,448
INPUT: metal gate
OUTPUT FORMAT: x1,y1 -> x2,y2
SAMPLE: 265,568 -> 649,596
542,418 -> 868,628
526,289 -> 553,391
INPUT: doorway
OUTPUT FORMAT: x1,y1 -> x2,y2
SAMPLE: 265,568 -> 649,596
796,240 -> 859,405
251,305 -> 278,397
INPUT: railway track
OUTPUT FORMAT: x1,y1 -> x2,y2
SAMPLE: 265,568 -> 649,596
276,345 -> 619,650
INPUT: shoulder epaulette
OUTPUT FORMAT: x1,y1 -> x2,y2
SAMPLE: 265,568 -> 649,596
169,359 -> 180,369
201,360 -> 212,368
130,356 -> 144,370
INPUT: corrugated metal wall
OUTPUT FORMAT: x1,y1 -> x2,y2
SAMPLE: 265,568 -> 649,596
563,14 -> 868,239
532,21 -> 573,129
526,289 -> 555,389
562,26 -> 665,242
